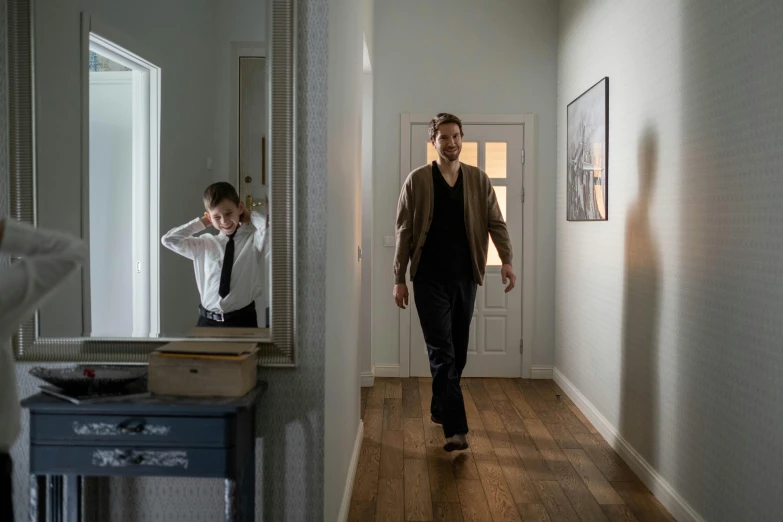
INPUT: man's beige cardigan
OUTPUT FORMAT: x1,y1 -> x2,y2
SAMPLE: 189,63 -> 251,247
394,162 -> 513,286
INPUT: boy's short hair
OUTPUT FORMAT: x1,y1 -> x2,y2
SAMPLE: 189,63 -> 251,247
203,182 -> 240,209
428,113 -> 464,141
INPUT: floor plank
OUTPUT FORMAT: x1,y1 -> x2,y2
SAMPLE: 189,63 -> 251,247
475,459 -> 522,522
404,418 -> 427,460
380,430 -> 404,479
493,400 -> 530,434
384,398 -> 403,431
466,415 -> 495,461
461,385 -> 482,420
498,379 -> 537,419
405,459 -> 434,521
494,445 -> 540,504
352,445 -> 381,502
573,433 -> 637,482
386,378 -> 403,399
544,421 -> 583,450
376,478 -> 405,522
517,503 -> 552,521
402,378 -> 422,418
535,481 -> 581,522
509,430 -> 555,482
456,479 -> 493,522
564,449 -> 624,505
601,505 -> 641,522
428,453 -> 460,503
483,379 -> 508,401
467,381 -> 495,411
433,502 -> 465,522
611,482 -> 675,522
368,381 -> 386,409
364,409 -> 383,447
361,387 -> 369,421
452,450 -> 481,480
348,500 -> 376,522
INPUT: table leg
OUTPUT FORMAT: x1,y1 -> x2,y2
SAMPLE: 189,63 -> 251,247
224,479 -> 237,521
65,475 -> 82,522
29,475 -> 46,522
240,419 -> 255,522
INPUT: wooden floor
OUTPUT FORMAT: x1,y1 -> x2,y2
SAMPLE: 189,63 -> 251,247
348,377 -> 675,522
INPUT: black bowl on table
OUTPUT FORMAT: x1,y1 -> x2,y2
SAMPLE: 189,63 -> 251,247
29,365 -> 147,396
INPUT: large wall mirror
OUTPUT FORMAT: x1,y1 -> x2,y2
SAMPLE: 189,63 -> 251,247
6,0 -> 296,365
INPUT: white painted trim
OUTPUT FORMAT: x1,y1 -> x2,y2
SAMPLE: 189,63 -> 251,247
230,42 -> 267,186
361,372 -> 375,388
373,364 -> 400,378
553,368 -> 705,522
530,365 -> 554,379
398,113 -> 538,379
338,421 -> 364,522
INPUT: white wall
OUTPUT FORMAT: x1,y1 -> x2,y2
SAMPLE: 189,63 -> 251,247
371,0 -> 559,372
34,0 -> 218,337
556,1 -> 783,520
324,0 -> 364,519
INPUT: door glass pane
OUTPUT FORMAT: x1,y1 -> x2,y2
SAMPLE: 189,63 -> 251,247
426,141 -> 478,167
487,186 -> 507,266
485,142 -> 507,178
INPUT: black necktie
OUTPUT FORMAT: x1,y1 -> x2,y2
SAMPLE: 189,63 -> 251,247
218,231 -> 237,298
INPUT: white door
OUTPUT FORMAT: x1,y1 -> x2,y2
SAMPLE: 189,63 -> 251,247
407,124 -> 525,377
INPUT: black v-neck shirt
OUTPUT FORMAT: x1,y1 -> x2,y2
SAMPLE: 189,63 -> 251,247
414,162 -> 474,283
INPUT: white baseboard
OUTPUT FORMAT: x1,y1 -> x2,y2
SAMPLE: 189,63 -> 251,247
530,365 -> 554,379
338,420 -> 364,522
372,364 -> 400,378
553,367 -> 704,522
360,372 -> 375,388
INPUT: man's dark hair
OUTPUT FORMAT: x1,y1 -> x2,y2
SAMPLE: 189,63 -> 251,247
428,113 -> 464,141
203,182 -> 240,209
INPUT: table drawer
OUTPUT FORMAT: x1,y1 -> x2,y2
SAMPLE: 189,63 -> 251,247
30,445 -> 234,478
30,414 -> 233,447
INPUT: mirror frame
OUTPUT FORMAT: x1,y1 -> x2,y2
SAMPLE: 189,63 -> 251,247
5,0 -> 297,366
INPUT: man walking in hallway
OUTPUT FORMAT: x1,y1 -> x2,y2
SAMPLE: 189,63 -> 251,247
393,113 -> 516,451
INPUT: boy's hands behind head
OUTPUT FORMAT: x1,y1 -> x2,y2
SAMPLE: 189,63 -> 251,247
239,206 -> 251,224
201,212 -> 212,227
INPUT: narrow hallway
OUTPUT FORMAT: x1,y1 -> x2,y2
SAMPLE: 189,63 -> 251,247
349,378 -> 674,522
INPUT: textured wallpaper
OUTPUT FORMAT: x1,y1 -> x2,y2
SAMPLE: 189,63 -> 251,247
5,0 -> 329,520
556,0 -> 783,520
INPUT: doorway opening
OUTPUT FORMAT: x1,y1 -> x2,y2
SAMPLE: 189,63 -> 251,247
87,33 -> 160,337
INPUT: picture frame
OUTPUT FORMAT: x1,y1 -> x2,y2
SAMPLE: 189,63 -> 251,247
567,77 -> 609,221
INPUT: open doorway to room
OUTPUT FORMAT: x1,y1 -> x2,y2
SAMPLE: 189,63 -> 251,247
87,32 -> 160,337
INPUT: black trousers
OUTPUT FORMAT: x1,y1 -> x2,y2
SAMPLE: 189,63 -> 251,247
413,278 -> 477,438
197,302 -> 258,328
1,452 -> 12,522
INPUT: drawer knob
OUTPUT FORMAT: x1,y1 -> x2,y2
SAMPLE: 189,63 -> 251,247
117,420 -> 146,434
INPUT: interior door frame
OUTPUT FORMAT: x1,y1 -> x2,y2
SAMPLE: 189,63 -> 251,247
398,113 -> 538,379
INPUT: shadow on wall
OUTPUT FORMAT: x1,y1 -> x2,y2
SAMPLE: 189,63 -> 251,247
619,127 -> 661,472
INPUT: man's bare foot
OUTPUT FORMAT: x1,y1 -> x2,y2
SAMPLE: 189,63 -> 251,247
443,433 -> 469,452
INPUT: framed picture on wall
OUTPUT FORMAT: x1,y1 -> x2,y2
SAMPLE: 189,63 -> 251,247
567,77 -> 609,221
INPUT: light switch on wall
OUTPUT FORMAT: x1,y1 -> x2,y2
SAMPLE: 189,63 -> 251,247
383,236 -> 395,247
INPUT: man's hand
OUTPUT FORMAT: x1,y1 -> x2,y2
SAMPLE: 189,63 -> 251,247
393,283 -> 409,309
200,212 -> 212,227
501,264 -> 516,293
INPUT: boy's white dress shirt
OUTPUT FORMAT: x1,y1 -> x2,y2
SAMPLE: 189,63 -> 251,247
161,211 -> 267,314
0,220 -> 87,452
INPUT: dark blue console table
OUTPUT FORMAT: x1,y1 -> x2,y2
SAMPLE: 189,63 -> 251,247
22,383 -> 266,522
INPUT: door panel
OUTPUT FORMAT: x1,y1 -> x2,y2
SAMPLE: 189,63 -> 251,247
407,123 -> 524,377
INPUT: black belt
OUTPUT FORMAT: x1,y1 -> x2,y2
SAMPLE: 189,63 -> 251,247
199,302 -> 255,323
